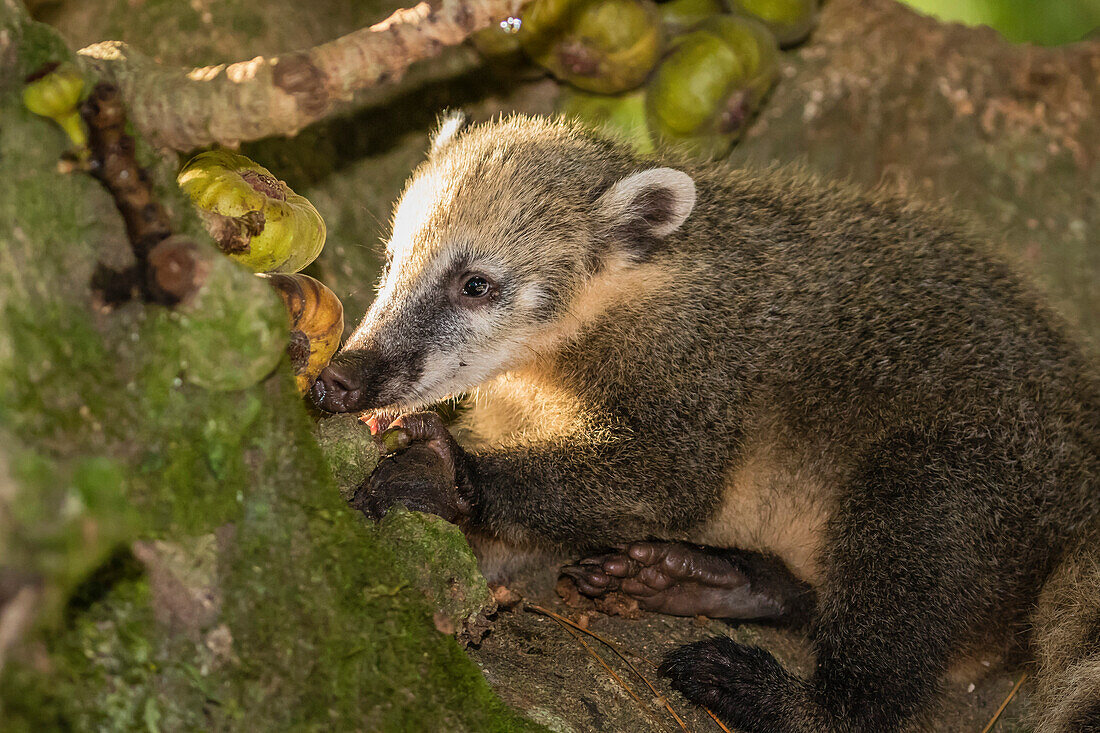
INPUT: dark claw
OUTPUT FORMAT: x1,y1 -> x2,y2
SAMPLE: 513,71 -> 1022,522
352,410 -> 476,525
353,443 -> 465,524
356,490 -> 453,522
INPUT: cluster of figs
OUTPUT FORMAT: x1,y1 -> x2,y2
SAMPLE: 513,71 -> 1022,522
474,0 -> 818,157
23,64 -> 344,395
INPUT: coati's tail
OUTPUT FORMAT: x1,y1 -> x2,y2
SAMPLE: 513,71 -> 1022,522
1030,536 -> 1100,731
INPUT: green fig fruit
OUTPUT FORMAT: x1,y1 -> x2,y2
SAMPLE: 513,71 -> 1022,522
728,0 -> 817,47
646,14 -> 778,157
178,150 -> 326,274
380,427 -> 411,454
658,0 -> 726,35
471,19 -> 524,60
522,0 -> 663,94
22,61 -> 88,151
557,87 -> 655,154
709,13 -> 781,104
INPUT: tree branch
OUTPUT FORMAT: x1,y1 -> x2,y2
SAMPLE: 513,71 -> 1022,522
78,0 -> 528,150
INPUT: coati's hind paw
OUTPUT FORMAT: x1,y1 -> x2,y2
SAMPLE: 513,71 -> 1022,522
660,637 -> 815,733
562,542 -> 795,620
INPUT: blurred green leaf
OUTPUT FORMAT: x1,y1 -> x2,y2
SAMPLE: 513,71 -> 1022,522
900,0 -> 1100,45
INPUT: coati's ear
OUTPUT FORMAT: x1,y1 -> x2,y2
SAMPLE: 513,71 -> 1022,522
596,168 -> 696,255
429,110 -> 471,155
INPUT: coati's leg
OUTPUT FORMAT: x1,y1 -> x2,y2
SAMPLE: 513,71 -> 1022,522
1029,535 -> 1100,732
360,411 -> 711,545
562,542 -> 815,624
661,428 -> 1002,733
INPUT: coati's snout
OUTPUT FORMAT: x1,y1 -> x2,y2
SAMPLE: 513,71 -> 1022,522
311,347 -> 383,413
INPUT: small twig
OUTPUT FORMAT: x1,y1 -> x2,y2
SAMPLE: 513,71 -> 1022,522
80,82 -> 208,306
526,604 -> 691,733
980,672 -> 1028,733
81,83 -> 171,264
626,650 -> 729,733
552,615 -> 659,719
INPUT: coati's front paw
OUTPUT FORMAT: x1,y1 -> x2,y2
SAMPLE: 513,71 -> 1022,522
562,542 -> 785,619
660,637 -> 811,733
369,412 -> 464,468
353,411 -> 471,524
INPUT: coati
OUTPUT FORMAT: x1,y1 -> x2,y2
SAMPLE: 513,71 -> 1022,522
310,113 -> 1100,732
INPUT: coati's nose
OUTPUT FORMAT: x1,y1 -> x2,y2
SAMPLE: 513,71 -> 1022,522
311,360 -> 366,413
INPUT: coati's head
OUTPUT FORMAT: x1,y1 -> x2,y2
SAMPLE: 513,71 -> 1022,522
311,114 -> 696,414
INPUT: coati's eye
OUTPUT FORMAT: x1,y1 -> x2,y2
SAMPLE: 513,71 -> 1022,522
461,275 -> 493,299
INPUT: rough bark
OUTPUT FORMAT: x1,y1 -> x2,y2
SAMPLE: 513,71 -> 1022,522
733,0 -> 1100,352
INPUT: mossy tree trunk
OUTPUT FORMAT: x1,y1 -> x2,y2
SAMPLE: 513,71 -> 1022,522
0,3 -> 537,730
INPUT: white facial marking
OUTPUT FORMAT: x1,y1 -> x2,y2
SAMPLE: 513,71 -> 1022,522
389,170 -> 449,265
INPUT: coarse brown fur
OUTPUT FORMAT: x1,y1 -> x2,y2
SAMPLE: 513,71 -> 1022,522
318,115 -> 1100,732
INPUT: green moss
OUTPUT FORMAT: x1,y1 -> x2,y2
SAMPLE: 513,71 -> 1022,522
173,255 -> 287,392
1,302 -> 121,446
376,507 -> 496,633
103,0 -> 209,62
2,575 -> 212,732
314,412 -> 380,500
202,376 -> 535,731
2,17 -> 74,90
1,446 -> 138,624
51,0 -> 413,68
0,13 -> 543,728
229,10 -> 266,38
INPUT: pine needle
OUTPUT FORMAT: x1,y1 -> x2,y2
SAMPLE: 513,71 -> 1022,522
526,603 -> 692,733
588,632 -> 731,733
703,706 -> 734,733
545,612 -> 665,729
980,672 -> 1027,733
